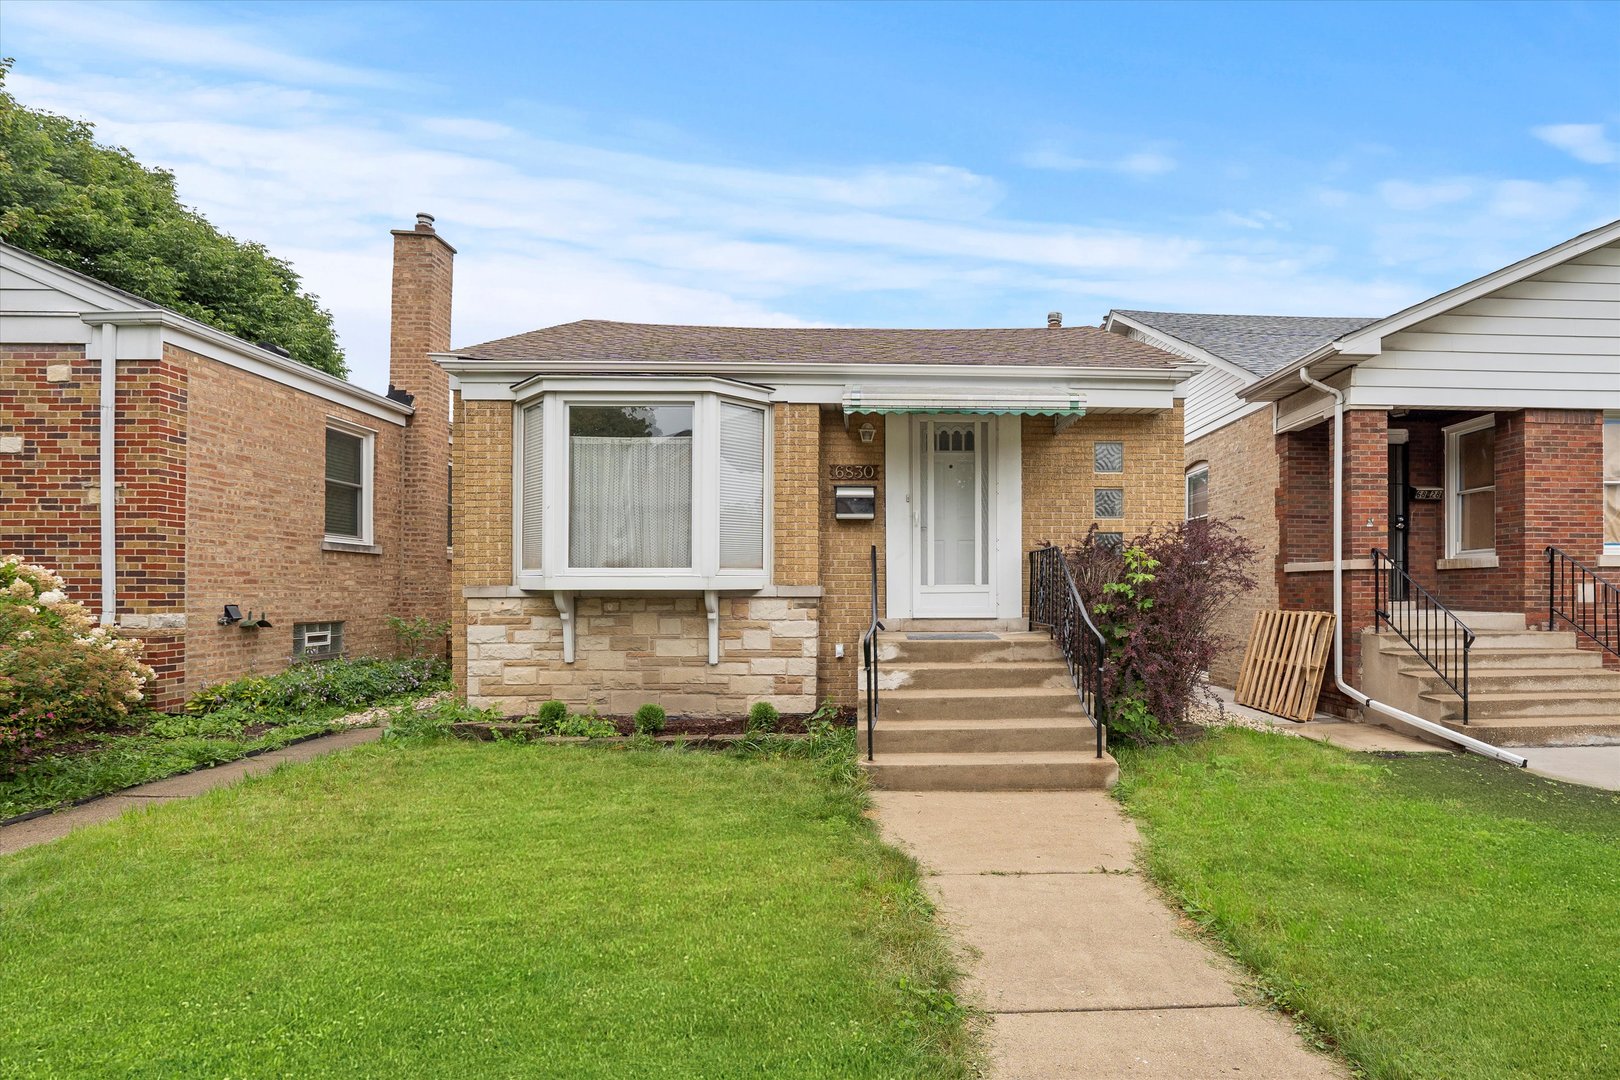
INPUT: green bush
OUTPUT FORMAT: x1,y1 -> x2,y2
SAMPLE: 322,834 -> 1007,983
185,658 -> 448,718
1,556 -> 156,758
383,698 -> 500,743
146,706 -> 252,739
551,714 -> 619,739
746,701 -> 780,734
632,703 -> 667,735
534,700 -> 569,728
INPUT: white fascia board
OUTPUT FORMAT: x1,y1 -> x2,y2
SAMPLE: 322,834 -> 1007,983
1102,311 -> 1259,385
0,312 -> 94,345
87,311 -> 412,424
1244,217 -> 1620,403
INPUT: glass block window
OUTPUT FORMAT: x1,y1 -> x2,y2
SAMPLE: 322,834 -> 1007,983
1096,532 -> 1124,552
294,622 -> 343,660
1094,441 -> 1124,473
1094,488 -> 1125,519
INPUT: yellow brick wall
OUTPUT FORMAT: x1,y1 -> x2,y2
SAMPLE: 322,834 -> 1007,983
1020,402 -> 1186,612
771,403 -> 821,586
1186,407 -> 1278,686
816,412 -> 886,707
450,394 -> 514,687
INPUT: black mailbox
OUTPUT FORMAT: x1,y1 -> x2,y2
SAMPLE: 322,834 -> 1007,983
833,484 -> 876,520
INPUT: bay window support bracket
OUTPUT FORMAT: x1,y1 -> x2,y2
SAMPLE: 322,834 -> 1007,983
554,590 -> 576,663
704,590 -> 720,666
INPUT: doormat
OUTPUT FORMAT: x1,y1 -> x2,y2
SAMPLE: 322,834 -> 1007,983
903,632 -> 1000,640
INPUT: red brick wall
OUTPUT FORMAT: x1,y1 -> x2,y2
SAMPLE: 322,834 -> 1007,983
180,343 -> 411,695
0,348 -> 101,605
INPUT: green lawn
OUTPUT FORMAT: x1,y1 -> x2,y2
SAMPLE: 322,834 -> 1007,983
0,737 -> 978,1078
1115,728 -> 1620,1080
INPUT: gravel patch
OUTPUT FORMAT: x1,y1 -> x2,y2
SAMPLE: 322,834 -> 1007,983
1184,698 -> 1301,737
332,690 -> 452,729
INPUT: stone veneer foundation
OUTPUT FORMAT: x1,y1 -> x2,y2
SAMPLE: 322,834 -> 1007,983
465,594 -> 819,717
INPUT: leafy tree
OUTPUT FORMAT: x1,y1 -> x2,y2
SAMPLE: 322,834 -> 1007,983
0,59 -> 346,376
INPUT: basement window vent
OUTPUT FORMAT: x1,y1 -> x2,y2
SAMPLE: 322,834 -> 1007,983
294,622 -> 344,660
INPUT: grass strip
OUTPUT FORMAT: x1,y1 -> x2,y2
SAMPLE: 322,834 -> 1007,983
1114,728 -> 1620,1080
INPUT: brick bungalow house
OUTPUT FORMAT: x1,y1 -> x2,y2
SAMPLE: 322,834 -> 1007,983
438,308 -> 1195,740
1104,218 -> 1620,747
0,216 -> 453,706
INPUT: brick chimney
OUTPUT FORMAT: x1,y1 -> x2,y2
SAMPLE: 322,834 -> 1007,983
1047,311 -> 1062,329
390,212 -> 454,629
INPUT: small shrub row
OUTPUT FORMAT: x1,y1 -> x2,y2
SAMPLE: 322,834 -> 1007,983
184,657 -> 450,717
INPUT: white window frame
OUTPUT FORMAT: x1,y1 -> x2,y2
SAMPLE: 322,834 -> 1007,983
323,418 -> 375,545
1185,462 -> 1209,521
513,378 -> 772,592
1444,414 -> 1496,558
1604,414 -> 1620,555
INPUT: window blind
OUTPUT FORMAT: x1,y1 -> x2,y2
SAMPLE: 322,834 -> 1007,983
522,403 -> 544,568
718,403 -> 765,569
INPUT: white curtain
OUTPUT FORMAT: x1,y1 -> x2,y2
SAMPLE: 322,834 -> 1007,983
719,403 -> 765,569
570,436 -> 692,567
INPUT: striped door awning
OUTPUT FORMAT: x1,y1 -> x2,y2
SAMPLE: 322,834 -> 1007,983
841,384 -> 1086,416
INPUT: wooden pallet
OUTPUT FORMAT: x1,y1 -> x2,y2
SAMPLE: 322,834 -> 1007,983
1234,610 -> 1336,723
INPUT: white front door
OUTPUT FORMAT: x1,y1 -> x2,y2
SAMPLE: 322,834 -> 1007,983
914,417 -> 993,617
883,412 -> 1023,621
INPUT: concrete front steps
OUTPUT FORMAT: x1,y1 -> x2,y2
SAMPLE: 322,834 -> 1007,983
1362,612 -> 1620,747
860,630 -> 1117,791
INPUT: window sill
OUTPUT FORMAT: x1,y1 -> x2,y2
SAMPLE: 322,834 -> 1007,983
516,571 -> 769,593
1598,554 -> 1620,569
322,540 -> 382,555
1437,554 -> 1498,571
1283,558 -> 1374,574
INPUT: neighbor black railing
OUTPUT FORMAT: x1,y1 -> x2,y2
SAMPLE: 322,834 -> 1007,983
1373,548 -> 1474,724
1028,546 -> 1108,758
1546,546 -> 1619,661
859,544 -> 884,762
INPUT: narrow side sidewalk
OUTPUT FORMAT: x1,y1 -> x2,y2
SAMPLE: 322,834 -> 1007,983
0,727 -> 381,856
872,790 -> 1347,1080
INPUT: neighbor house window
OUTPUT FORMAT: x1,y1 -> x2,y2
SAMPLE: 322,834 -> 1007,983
517,386 -> 769,587
1094,441 -> 1124,473
1185,463 -> 1210,521
1605,416 -> 1620,553
294,621 -> 343,660
1445,415 -> 1496,556
1094,488 -> 1124,519
324,423 -> 373,543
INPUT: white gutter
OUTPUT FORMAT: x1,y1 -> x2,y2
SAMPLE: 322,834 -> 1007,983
1298,365 -> 1527,768
98,322 -> 117,626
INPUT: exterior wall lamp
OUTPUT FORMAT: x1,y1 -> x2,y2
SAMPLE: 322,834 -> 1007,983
857,422 -> 876,444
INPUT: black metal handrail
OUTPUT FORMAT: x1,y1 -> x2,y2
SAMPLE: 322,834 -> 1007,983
1028,546 -> 1108,758
1373,548 -> 1474,723
859,544 -> 884,762
1546,546 -> 1619,661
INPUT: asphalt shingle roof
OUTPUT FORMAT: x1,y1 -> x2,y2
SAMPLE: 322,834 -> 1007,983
1112,310 -> 1379,377
454,319 -> 1184,370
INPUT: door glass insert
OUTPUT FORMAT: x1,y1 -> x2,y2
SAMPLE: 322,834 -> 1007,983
919,420 -> 988,587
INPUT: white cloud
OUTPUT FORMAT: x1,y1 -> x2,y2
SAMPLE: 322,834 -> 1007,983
1378,179 -> 1475,212
1532,123 -> 1619,165
1019,143 -> 1177,176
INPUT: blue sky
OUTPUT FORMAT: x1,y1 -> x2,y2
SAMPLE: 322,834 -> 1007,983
5,0 -> 1618,391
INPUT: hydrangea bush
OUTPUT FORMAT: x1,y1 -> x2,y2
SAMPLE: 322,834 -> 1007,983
1,556 -> 155,755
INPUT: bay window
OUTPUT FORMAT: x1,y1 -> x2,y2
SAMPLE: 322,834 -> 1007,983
516,383 -> 769,590
1445,415 -> 1496,557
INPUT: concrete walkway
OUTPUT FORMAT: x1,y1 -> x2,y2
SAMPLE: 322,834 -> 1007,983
0,727 -> 381,856
873,791 -> 1346,1079
1514,744 -> 1620,791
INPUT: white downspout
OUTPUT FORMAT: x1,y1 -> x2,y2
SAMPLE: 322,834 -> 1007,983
98,322 -> 118,627
1297,366 -> 1527,768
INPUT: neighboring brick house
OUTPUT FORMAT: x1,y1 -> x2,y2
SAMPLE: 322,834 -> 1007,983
440,312 -> 1194,718
1104,218 -> 1620,746
0,217 -> 453,707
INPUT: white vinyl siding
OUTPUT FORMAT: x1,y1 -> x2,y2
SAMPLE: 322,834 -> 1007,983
718,403 -> 766,569
1345,241 -> 1620,411
520,403 -> 544,569
1182,364 -> 1266,442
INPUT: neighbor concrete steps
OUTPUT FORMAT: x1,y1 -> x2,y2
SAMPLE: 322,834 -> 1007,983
1363,612 -> 1620,747
860,628 -> 1114,791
